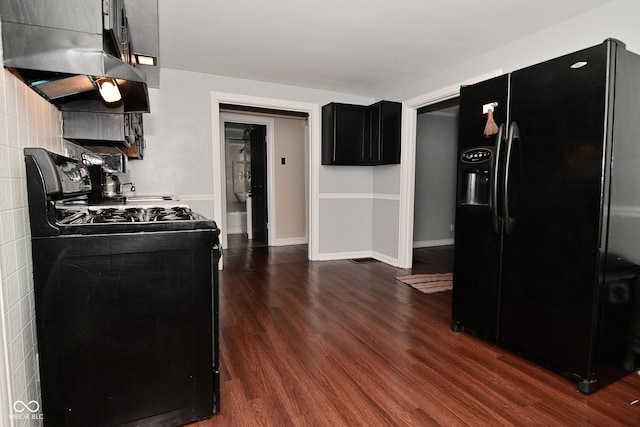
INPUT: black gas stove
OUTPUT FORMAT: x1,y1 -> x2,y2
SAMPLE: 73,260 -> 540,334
24,148 -> 220,426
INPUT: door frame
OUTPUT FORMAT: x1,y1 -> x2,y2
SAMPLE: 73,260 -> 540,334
397,70 -> 503,268
219,113 -> 275,249
211,92 -> 321,260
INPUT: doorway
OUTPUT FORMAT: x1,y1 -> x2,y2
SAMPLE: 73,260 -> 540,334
220,109 -> 309,250
413,98 -> 459,251
397,70 -> 503,268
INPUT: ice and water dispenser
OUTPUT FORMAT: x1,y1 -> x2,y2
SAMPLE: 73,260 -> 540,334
458,147 -> 493,206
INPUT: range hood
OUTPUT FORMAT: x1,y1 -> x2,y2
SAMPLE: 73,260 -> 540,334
0,0 -> 149,113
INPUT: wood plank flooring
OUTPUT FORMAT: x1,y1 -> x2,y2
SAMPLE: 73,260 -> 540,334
191,244 -> 640,426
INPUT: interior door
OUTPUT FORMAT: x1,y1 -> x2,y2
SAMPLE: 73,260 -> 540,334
250,125 -> 268,244
499,43 -> 609,378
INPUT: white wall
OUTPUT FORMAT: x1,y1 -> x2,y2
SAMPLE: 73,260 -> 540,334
273,117 -> 307,242
371,165 -> 401,261
128,68 -> 375,257
387,0 -> 640,101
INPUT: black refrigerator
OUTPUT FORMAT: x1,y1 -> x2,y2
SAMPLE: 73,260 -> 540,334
451,39 -> 640,393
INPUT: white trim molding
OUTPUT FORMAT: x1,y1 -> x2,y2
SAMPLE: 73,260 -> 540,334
210,92 -> 321,261
314,250 -> 373,261
319,192 -> 401,200
610,206 -> 640,217
372,251 -> 400,266
413,239 -> 455,248
313,250 -> 398,266
274,237 -> 308,246
178,194 -> 214,202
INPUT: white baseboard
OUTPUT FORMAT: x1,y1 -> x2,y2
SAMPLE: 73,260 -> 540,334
314,250 -> 399,267
413,238 -> 454,248
273,237 -> 308,246
314,250 -> 372,261
371,251 -> 400,267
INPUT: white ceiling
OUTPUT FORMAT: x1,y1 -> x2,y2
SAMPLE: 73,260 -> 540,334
158,0 -> 616,97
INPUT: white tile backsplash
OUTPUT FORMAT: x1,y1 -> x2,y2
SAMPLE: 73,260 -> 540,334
8,334 -> 23,375
11,361 -> 26,407
18,295 -> 30,333
2,241 -> 18,279
23,348 -> 36,396
6,118 -> 18,151
4,272 -> 19,311
0,40 -> 74,425
8,150 -> 21,179
0,75 -> 6,116
0,147 -> 10,179
13,210 -> 25,240
4,77 -> 17,120
1,211 -> 16,243
16,84 -> 28,125
18,121 -> 29,149
6,304 -> 21,344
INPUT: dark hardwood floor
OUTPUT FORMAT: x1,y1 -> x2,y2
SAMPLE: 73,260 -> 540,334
191,244 -> 640,426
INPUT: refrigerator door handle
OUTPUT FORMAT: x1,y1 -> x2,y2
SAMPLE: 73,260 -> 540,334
491,123 -> 505,233
503,121 -> 520,235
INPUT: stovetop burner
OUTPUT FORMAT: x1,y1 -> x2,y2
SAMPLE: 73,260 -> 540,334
87,208 -> 136,223
153,207 -> 194,221
56,206 -> 207,226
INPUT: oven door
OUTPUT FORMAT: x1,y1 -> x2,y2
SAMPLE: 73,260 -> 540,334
31,229 -> 219,426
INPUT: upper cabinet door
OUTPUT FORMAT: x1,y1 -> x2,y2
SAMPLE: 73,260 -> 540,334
322,101 -> 401,166
368,101 -> 402,165
322,103 -> 367,165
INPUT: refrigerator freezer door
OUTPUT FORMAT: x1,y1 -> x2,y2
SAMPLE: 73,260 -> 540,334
452,75 -> 509,340
499,43 -> 609,379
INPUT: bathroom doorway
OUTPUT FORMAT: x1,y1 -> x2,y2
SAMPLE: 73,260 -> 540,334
220,108 -> 309,249
223,121 -> 269,247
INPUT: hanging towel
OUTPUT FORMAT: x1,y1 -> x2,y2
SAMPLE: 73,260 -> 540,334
484,109 -> 499,137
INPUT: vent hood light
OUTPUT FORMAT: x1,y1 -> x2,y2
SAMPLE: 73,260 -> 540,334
97,78 -> 122,103
135,55 -> 156,66
571,61 -> 588,69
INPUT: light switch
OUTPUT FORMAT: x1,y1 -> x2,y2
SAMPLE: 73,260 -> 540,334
281,157 -> 286,165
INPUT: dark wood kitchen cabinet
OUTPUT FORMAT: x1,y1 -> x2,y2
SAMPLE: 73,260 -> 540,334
367,100 -> 402,165
322,103 -> 367,165
322,100 -> 401,165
